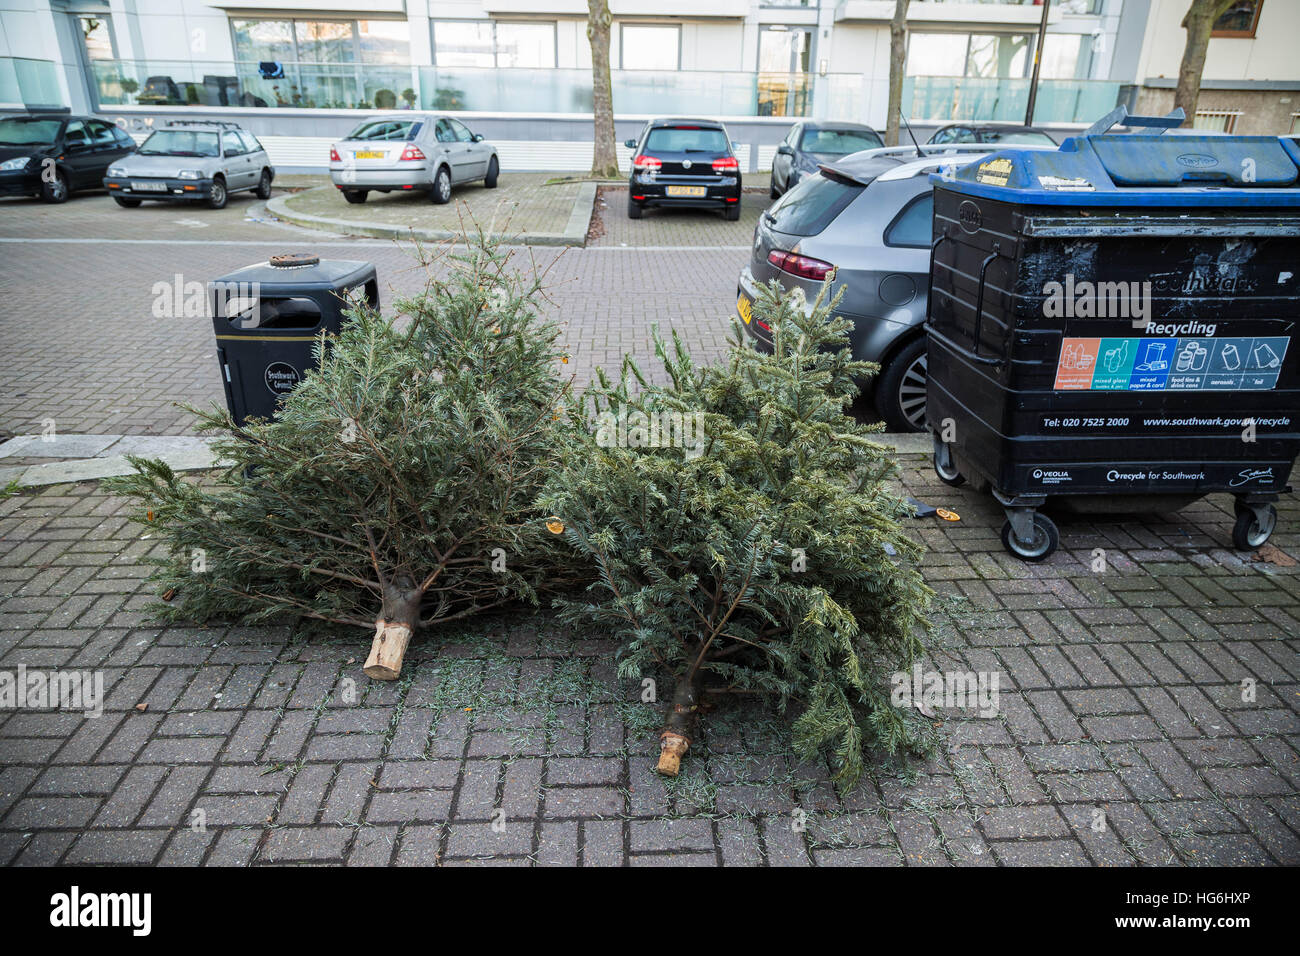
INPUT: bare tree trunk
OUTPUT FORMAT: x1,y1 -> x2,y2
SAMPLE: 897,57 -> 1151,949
364,575 -> 423,680
885,0 -> 911,147
1175,0 -> 1235,121
587,0 -> 619,180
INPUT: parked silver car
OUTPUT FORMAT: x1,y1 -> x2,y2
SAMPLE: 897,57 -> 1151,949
737,144 -> 1052,431
103,120 -> 273,209
329,114 -> 499,204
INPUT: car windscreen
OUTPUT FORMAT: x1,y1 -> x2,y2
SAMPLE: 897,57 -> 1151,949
137,130 -> 220,157
982,130 -> 1056,145
645,127 -> 729,154
346,120 -> 417,141
0,118 -> 61,146
800,128 -> 883,154
766,173 -> 864,237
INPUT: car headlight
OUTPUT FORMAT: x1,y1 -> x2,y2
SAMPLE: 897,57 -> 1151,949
177,169 -> 203,180
0,156 -> 32,171
107,166 -> 126,178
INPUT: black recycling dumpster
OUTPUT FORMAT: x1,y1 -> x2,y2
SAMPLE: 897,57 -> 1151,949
925,107 -> 1300,561
209,253 -> 378,427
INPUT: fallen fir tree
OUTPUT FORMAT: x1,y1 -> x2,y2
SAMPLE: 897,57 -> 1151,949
106,235 -> 583,680
539,281 -> 935,790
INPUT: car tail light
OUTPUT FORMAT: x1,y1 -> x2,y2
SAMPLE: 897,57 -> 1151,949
400,144 -> 426,161
632,154 -> 662,171
329,147 -> 341,162
712,156 -> 739,172
768,249 -> 836,281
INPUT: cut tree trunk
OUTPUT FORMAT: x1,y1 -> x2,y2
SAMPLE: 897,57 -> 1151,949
656,668 -> 704,776
363,577 -> 423,680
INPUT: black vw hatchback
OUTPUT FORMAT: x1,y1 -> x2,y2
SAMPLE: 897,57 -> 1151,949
624,118 -> 742,220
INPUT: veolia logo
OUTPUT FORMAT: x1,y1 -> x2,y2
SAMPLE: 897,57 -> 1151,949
957,200 -> 982,234
1176,153 -> 1218,168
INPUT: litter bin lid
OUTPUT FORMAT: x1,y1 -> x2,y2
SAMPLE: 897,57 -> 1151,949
933,132 -> 1300,207
210,256 -> 374,289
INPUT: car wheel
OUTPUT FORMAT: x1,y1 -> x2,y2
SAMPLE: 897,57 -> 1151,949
484,156 -> 499,189
112,196 -> 142,208
208,177 -> 227,209
724,204 -> 741,221
342,190 -> 368,204
876,337 -> 929,433
431,167 -> 451,204
40,169 -> 68,204
255,170 -> 272,200
627,195 -> 642,219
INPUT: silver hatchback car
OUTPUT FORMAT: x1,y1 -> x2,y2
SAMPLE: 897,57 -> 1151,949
103,120 -> 273,210
737,144 -> 1050,431
329,114 -> 499,204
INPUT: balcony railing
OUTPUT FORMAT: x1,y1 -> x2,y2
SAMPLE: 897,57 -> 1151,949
85,59 -> 1118,124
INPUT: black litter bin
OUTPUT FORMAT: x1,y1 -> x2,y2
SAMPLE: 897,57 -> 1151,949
209,253 -> 378,427
925,107 -> 1300,560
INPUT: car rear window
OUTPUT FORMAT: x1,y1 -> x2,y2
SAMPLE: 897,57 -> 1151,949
800,128 -> 883,154
347,120 -> 417,141
766,173 -> 863,236
645,127 -> 729,154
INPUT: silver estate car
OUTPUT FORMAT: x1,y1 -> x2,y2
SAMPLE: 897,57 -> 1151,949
329,114 -> 499,204
737,144 -> 1051,431
103,120 -> 273,209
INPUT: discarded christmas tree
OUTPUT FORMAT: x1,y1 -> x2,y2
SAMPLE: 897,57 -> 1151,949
106,234 -> 582,680
540,280 -> 934,790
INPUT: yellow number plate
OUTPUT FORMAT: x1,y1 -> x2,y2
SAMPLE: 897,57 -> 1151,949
353,150 -> 383,159
737,295 -> 753,325
666,185 -> 706,197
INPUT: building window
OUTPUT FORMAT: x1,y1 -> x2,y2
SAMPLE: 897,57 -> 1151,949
1213,1 -> 1263,38
432,21 -> 556,68
908,32 -> 1032,78
620,24 -> 680,71
1193,110 -> 1241,133
495,22 -> 556,68
231,18 -> 410,64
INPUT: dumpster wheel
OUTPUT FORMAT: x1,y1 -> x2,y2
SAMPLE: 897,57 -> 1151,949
1000,512 -> 1059,562
932,436 -> 965,488
1232,502 -> 1277,551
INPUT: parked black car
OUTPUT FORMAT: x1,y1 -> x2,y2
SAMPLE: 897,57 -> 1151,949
770,121 -> 883,198
0,114 -> 135,203
624,118 -> 742,220
927,122 -> 1057,147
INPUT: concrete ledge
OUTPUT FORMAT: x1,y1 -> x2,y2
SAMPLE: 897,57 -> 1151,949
266,183 -> 594,247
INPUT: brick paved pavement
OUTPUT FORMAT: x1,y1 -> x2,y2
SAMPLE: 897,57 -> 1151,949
593,185 -> 764,248
1,191 -> 1297,867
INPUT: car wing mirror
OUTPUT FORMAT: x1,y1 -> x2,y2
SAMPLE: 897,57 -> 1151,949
224,148 -> 240,157
472,133 -> 484,142
623,139 -> 637,149
777,144 -> 793,155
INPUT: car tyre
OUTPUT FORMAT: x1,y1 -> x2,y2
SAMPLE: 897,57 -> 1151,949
484,156 -> 499,189
431,167 -> 451,204
255,170 -> 272,200
627,196 -> 643,219
724,204 -> 741,221
208,177 -> 227,209
40,169 -> 68,204
112,196 -> 142,208
342,190 -> 368,204
876,337 -> 929,433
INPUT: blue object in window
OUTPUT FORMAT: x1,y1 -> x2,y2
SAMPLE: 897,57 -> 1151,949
258,62 -> 285,79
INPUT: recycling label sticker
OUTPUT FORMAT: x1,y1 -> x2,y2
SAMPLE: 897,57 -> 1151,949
1054,336 -> 1287,391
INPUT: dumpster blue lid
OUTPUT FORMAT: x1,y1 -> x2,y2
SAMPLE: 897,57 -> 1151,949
932,132 -> 1300,207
